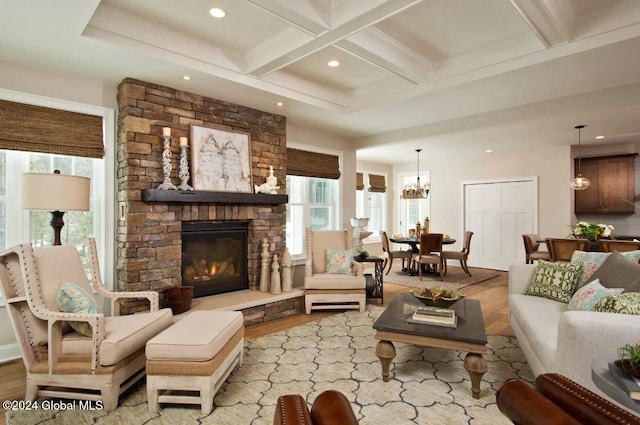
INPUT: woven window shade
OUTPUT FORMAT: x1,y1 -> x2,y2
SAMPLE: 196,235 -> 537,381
368,174 -> 386,193
286,148 -> 341,179
0,100 -> 104,158
356,172 -> 364,190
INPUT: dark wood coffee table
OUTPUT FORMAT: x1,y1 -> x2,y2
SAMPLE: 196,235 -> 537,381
373,293 -> 488,398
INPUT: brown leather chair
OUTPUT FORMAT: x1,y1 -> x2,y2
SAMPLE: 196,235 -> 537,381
523,233 -> 551,264
412,233 -> 444,281
380,231 -> 413,275
274,390 -> 358,425
599,240 -> 640,253
441,231 -> 473,276
545,238 -> 591,262
497,373 -> 640,425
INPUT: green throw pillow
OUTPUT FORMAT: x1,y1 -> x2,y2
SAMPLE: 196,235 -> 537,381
55,281 -> 98,337
525,260 -> 583,303
591,292 -> 640,315
325,249 -> 354,274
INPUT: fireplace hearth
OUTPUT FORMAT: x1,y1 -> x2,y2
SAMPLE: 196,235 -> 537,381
182,221 -> 249,298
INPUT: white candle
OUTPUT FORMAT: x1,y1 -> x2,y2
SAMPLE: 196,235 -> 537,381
162,127 -> 171,137
180,137 -> 188,147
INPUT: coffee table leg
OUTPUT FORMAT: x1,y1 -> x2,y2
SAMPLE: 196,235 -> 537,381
376,340 -> 396,382
463,353 -> 488,399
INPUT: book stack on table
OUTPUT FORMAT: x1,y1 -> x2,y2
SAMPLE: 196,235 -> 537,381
407,306 -> 457,328
609,363 -> 640,401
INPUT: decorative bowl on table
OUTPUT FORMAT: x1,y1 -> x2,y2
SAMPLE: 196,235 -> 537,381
410,287 -> 464,308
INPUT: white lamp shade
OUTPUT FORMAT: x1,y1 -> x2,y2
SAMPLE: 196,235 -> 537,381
21,173 -> 90,212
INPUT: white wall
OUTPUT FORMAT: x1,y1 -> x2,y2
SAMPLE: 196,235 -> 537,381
392,145 -> 573,251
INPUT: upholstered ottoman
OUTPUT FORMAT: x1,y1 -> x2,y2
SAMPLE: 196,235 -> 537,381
145,310 -> 244,414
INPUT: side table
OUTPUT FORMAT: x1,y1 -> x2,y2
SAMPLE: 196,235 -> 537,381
354,256 -> 384,304
592,355 -> 640,414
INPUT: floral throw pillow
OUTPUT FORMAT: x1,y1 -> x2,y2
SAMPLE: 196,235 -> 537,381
56,281 -> 98,337
325,249 -> 354,274
567,279 -> 624,311
570,251 -> 609,288
525,261 -> 583,303
591,292 -> 640,315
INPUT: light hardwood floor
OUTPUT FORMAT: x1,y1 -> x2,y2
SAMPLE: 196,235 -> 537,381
0,269 -> 510,424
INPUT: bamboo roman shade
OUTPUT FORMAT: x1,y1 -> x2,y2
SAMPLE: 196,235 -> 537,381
286,148 -> 341,179
0,99 -> 104,158
368,174 -> 386,193
356,172 -> 364,190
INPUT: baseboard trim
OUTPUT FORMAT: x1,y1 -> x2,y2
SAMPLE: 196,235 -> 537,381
0,342 -> 21,364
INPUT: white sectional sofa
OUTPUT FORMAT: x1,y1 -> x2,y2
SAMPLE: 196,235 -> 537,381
508,263 -> 640,394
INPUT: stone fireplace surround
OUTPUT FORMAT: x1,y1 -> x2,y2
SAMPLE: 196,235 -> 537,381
116,78 -> 299,322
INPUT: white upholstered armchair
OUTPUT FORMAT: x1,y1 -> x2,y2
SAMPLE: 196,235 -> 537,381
303,227 -> 366,314
0,238 -> 173,411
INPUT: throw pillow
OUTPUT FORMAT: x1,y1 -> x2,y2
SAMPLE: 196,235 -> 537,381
325,249 -> 354,274
525,260 -> 583,303
55,281 -> 98,337
586,251 -> 640,290
570,251 -> 609,288
567,279 -> 624,311
591,292 -> 640,315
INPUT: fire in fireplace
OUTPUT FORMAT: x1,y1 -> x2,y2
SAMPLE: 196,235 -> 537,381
181,221 -> 249,298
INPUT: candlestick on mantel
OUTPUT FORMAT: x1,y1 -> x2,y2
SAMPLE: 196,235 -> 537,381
178,143 -> 193,191
180,137 -> 188,147
157,133 -> 177,190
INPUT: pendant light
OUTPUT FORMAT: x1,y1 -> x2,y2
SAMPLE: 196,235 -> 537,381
570,125 -> 590,191
401,149 -> 430,199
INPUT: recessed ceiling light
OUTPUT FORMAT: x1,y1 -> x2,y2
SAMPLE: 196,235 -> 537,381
209,7 -> 226,18
595,135 -> 605,139
485,149 -> 493,153
183,75 -> 191,80
276,102 -> 283,107
328,60 -> 340,67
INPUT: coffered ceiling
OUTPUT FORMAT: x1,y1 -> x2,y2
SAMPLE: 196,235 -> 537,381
2,0 -> 640,163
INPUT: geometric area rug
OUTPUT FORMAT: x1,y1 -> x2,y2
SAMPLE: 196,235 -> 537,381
7,307 -> 533,425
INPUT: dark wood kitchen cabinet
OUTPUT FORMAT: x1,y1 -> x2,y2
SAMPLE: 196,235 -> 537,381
574,154 -> 637,214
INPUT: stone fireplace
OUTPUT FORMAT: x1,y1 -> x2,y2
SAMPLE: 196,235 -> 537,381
116,78 -> 290,316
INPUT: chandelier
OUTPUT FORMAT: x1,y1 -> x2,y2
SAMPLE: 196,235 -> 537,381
402,149 -> 430,199
570,125 -> 590,191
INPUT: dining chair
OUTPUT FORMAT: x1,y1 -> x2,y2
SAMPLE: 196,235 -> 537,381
545,238 -> 591,262
380,231 -> 413,275
522,234 -> 551,264
599,239 -> 640,252
412,233 -> 444,281
441,231 -> 473,276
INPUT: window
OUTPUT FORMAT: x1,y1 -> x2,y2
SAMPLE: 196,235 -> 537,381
0,150 -> 103,249
286,175 -> 340,258
355,173 -> 387,243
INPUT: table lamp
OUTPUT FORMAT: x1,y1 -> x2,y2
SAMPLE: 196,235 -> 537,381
20,170 -> 90,245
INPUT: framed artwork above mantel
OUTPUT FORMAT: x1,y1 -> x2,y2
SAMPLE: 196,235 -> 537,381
190,124 -> 253,193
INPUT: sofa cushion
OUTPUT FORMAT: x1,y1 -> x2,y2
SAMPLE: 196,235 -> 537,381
525,261 -> 583,303
591,292 -> 640,315
325,249 -> 354,274
56,281 -> 99,337
510,294 -> 565,371
586,251 -> 640,290
571,250 -> 640,288
61,307 -> 174,366
567,279 -> 624,311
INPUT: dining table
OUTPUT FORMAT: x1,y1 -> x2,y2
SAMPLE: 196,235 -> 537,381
389,235 -> 456,276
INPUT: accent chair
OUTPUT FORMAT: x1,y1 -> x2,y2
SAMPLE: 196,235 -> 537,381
522,233 -> 551,264
441,231 -> 474,276
599,239 -> 640,252
545,238 -> 591,262
411,233 -> 444,281
380,230 -> 412,275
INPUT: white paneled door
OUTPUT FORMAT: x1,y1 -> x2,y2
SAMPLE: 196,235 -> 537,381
464,179 -> 537,271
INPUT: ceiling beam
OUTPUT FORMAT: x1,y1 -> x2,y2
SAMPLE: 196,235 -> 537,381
510,0 -> 575,47
245,0 -> 329,35
245,0 -> 425,77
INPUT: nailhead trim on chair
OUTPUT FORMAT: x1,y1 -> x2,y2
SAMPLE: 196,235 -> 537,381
540,373 -> 637,425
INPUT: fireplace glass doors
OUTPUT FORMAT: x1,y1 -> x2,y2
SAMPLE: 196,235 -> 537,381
181,221 -> 249,298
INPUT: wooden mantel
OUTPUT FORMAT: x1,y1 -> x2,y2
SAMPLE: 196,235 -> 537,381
142,189 -> 288,205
